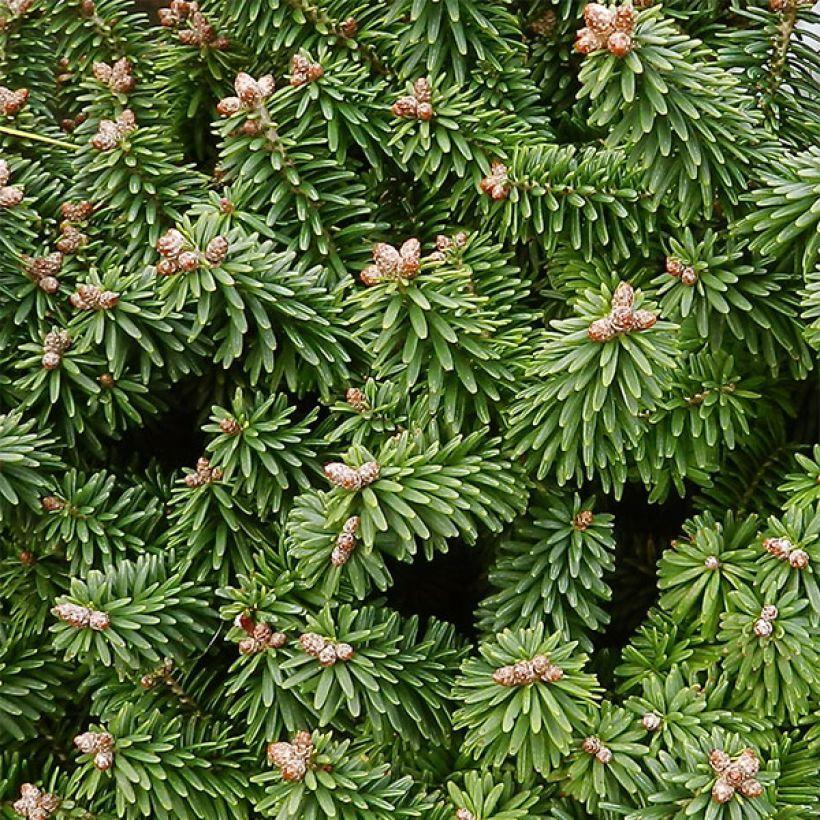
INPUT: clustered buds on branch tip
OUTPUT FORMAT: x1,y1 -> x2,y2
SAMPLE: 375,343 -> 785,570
219,416 -> 242,435
267,731 -> 315,782
0,84 -> 28,116
588,281 -> 657,342
573,510 -> 594,531
159,1 -> 229,48
582,736 -> 613,764
155,228 -> 228,275
665,256 -> 698,286
22,252 -> 63,294
41,495 -> 65,512
359,238 -> 421,285
52,602 -> 110,631
73,730 -> 115,771
185,456 -> 222,487
41,329 -> 71,370
331,515 -> 360,566
70,283 -> 119,311
57,201 -> 93,253
217,72 -> 274,117
0,158 -> 24,208
345,387 -> 369,413
290,54 -> 324,87
493,654 -> 564,687
92,58 -> 135,94
753,604 -> 778,638
234,612 -> 287,656
480,161 -> 510,201
12,783 -> 60,820
391,78 -> 433,121
575,2 -> 636,57
763,536 -> 809,569
299,632 -> 354,667
709,747 -> 763,803
91,109 -> 136,151
324,461 -> 380,490
429,231 -> 468,261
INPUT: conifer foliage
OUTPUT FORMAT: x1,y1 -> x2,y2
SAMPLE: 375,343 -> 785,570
0,0 -> 818,817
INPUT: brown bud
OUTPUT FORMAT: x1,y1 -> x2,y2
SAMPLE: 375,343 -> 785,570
219,417 -> 241,435
573,510 -> 594,531
582,736 -> 602,755
204,235 -> 228,264
789,549 -> 809,569
642,712 -> 661,731
753,618 -> 773,638
739,778 -> 763,798
318,644 -> 337,666
335,642 -> 354,661
339,17 -> 358,37
584,3 -> 615,32
712,779 -> 735,804
41,495 -> 65,512
595,746 -> 613,764
709,748 -> 731,773
704,555 -> 720,570
760,605 -> 778,621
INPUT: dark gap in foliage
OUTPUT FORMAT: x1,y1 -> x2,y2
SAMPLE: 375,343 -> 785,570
596,484 -> 694,654
385,539 -> 491,640
112,376 -> 211,473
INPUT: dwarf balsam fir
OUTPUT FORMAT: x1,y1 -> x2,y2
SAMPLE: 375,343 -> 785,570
0,0 -> 818,817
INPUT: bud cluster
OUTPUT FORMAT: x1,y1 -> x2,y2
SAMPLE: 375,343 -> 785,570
588,281 -> 657,342
0,84 -> 28,116
359,238 -> 421,285
155,228 -> 228,275
666,256 -> 698,287
429,231 -> 468,262
70,283 -> 119,311
290,54 -> 324,87
219,416 -> 242,435
92,58 -> 135,94
582,735 -> 613,764
575,2 -> 636,57
455,809 -> 475,820
323,460 -> 380,490
217,72 -> 275,119
73,730 -> 115,771
480,161 -> 510,201
52,602 -> 110,631
57,200 -> 93,254
12,784 -> 60,820
709,747 -> 763,804
492,654 -> 565,687
267,730 -> 315,781
41,329 -> 71,370
298,632 -> 355,667
91,109 -> 136,151
752,604 -> 778,638
0,157 -> 23,208
338,16 -> 358,37
763,536 -> 809,569
184,456 -> 222,487
159,0 -> 229,48
22,252 -> 62,295
391,78 -> 433,121
234,612 -> 287,656
331,515 -> 360,566
573,510 -> 595,531
345,387 -> 369,413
